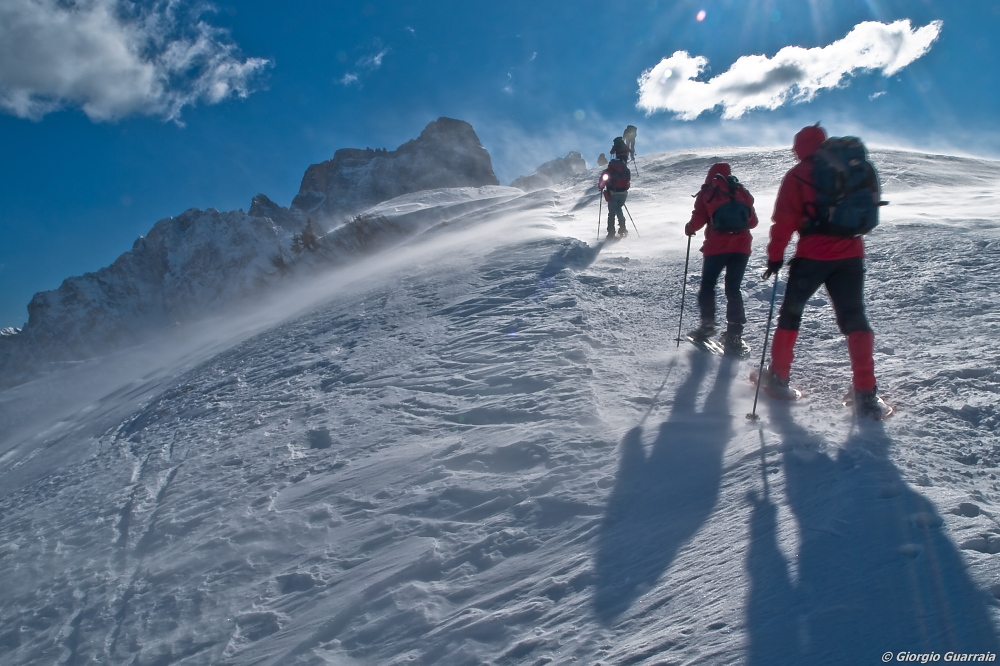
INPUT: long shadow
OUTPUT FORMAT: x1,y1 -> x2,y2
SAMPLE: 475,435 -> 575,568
593,352 -> 738,623
747,400 -> 1000,665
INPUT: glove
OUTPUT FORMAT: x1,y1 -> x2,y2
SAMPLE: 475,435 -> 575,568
762,260 -> 783,280
684,223 -> 695,237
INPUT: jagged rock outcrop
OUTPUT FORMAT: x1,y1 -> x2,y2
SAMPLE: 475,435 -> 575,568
0,118 -> 501,387
290,117 -> 499,223
511,152 -> 588,192
249,193 -> 306,232
0,207 -> 289,382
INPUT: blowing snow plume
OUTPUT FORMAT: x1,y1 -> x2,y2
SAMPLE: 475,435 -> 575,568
636,19 -> 942,120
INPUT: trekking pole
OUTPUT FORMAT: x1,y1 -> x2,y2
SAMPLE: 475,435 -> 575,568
623,204 -> 640,237
675,234 -> 692,348
747,274 -> 780,422
597,196 -> 603,241
631,155 -> 639,176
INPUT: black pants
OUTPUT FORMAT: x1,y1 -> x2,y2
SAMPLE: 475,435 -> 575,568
776,257 -> 872,334
698,252 -> 749,333
606,191 -> 628,232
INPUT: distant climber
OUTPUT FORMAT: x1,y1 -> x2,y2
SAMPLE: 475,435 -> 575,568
623,125 -> 637,156
598,158 -> 632,239
610,136 -> 633,165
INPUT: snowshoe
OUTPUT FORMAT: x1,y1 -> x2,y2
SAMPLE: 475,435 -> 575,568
685,333 -> 725,355
749,366 -> 801,401
843,387 -> 893,420
689,320 -> 717,340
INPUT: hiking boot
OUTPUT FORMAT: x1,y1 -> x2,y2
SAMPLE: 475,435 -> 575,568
723,331 -> 750,357
606,230 -> 616,240
761,364 -> 798,400
618,225 -> 628,237
854,386 -> 888,420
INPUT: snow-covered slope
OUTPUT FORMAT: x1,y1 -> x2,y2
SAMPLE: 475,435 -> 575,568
1,146 -> 1000,665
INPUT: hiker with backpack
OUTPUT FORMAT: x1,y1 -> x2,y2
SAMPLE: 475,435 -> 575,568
758,124 -> 888,419
684,162 -> 759,355
610,136 -> 633,165
623,125 -> 638,158
597,158 -> 631,238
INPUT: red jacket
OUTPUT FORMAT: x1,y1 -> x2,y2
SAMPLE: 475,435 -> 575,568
685,162 -> 758,256
598,160 -> 631,191
768,128 -> 865,263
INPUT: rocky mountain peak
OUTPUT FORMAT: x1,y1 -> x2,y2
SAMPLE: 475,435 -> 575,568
0,118 -> 504,387
290,117 -> 498,223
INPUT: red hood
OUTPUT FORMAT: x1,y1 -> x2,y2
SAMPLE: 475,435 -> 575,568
793,125 -> 827,160
705,162 -> 731,184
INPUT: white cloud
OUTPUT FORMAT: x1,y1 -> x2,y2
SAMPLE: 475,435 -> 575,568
357,48 -> 389,70
636,19 -> 943,120
0,0 -> 270,122
338,46 -> 390,86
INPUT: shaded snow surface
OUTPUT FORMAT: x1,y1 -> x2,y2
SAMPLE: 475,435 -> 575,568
2,147 -> 1000,665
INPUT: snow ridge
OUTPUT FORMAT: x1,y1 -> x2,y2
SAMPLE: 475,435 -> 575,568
511,151 -> 588,192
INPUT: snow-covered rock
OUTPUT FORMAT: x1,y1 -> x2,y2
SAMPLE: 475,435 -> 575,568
248,192 -> 305,232
290,117 -> 499,222
0,119 -> 504,387
0,207 -> 289,383
511,151 -> 588,191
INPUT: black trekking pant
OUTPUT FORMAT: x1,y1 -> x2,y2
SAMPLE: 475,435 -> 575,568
606,191 -> 628,232
776,257 -> 872,334
697,252 -> 749,333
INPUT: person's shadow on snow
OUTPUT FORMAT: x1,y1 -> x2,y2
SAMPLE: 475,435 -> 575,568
747,400 -> 1000,665
593,351 -> 738,624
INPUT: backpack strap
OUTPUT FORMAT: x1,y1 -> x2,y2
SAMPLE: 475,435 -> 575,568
711,173 -> 739,201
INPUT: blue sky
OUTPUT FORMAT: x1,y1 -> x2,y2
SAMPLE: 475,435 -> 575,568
1,0 -> 997,329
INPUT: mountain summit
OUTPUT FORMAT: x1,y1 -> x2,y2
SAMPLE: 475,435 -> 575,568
290,117 -> 499,222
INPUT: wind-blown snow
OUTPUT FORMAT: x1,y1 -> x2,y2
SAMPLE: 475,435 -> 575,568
1,146 -> 1000,665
